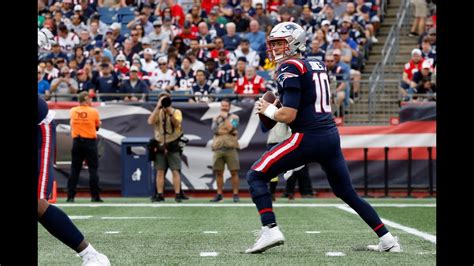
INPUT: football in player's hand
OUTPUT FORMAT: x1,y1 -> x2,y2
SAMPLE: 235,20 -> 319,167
259,91 -> 282,130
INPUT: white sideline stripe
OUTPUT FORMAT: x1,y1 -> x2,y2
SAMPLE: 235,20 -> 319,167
105,231 -> 120,234
200,252 -> 218,257
340,133 -> 436,148
306,231 -> 321,234
100,216 -> 173,220
68,215 -> 93,220
56,203 -> 436,208
336,206 -> 436,244
326,252 -> 346,256
203,231 -> 218,234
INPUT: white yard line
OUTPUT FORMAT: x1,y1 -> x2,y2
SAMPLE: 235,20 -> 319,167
100,217 -> 173,220
336,206 -> 436,244
305,231 -> 321,234
200,252 -> 218,257
104,231 -> 120,234
56,203 -> 435,208
68,215 -> 93,219
326,252 -> 346,256
203,231 -> 218,234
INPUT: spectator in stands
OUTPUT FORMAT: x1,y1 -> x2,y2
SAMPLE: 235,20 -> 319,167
426,27 -> 436,51
210,98 -> 241,202
98,0 -> 126,8
245,20 -> 266,53
127,11 -> 154,35
339,27 -> 361,70
190,4 -> 206,26
156,0 -> 185,27
190,69 -> 215,102
223,22 -> 241,51
414,77 -> 436,101
110,22 -> 126,46
174,57 -> 195,91
38,67 -> 51,100
325,54 -> 347,116
240,0 -> 256,19
148,56 -> 175,91
231,6 -> 250,33
44,59 -> 59,83
327,34 -> 352,65
50,66 -> 79,101
55,58 -> 68,73
47,42 -> 69,64
94,62 -> 120,101
321,4 -> 339,30
358,5 -> 378,43
188,39 -> 208,63
234,66 -> 265,102
178,21 -> 197,47
207,6 -> 227,39
179,50 -> 199,71
78,30 -> 93,52
233,56 -> 247,80
114,54 -> 130,78
279,0 -> 302,22
120,65 -> 149,102
253,3 -> 271,32
197,22 -> 215,52
129,29 -> 143,54
171,36 -> 189,56
119,38 -> 136,63
79,0 -> 95,19
217,49 -> 235,89
205,58 -> 227,92
410,60 -> 433,97
140,48 -> 158,73
400,48 -> 424,101
332,49 -> 353,106
420,36 -> 436,67
60,0 -> 74,18
417,17 -> 434,46
148,19 -> 171,57
88,21 -> 103,42
314,28 -> 329,52
68,13 -> 88,34
209,37 -> 228,60
408,0 -> 428,36
75,68 -> 94,96
229,38 -> 260,68
56,23 -> 80,57
332,0 -> 347,19
306,39 -> 326,62
299,6 -> 318,44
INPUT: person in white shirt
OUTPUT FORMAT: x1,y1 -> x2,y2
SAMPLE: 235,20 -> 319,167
149,56 -> 176,91
229,38 -> 260,68
140,48 -> 158,73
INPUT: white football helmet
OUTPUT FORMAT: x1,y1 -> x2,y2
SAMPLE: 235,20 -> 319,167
266,22 -> 306,63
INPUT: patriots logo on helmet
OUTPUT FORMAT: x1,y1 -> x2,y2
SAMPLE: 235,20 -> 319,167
276,72 -> 299,86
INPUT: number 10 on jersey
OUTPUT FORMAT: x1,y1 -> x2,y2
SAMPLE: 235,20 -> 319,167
313,72 -> 331,113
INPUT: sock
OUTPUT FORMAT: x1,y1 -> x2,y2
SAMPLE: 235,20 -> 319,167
247,170 -> 276,226
78,243 -> 99,258
38,205 -> 84,250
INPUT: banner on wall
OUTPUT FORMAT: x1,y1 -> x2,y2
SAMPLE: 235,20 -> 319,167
50,102 -> 436,191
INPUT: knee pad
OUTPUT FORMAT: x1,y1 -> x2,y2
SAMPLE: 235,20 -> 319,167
246,170 -> 269,198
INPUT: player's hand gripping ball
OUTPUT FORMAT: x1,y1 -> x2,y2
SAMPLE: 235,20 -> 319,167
256,91 -> 282,130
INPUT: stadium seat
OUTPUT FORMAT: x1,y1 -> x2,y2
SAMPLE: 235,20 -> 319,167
117,7 -> 135,16
148,89 -> 164,102
256,70 -> 272,81
171,90 -> 191,102
121,23 -> 131,37
120,14 -> 136,24
98,7 -> 118,25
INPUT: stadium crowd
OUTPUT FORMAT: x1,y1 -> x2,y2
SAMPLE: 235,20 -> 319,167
38,0 -> 384,117
400,0 -> 436,102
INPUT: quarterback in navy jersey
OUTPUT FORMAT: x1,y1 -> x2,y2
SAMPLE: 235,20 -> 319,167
245,22 -> 402,254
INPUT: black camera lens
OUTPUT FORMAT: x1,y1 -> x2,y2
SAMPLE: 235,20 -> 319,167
161,96 -> 172,108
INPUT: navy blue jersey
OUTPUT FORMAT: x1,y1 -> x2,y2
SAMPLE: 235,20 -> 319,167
38,96 -> 49,125
275,58 -> 335,133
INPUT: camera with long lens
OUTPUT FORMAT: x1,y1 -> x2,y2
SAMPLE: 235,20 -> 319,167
161,96 -> 172,108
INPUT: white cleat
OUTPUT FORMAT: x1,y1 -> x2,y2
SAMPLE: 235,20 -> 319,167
367,236 -> 402,252
82,253 -> 111,266
245,226 -> 285,254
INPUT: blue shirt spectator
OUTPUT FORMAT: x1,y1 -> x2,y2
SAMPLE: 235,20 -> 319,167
245,21 -> 266,52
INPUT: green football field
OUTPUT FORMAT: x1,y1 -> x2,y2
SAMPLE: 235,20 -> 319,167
38,197 -> 436,265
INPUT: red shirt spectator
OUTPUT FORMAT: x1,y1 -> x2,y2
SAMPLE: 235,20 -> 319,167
404,48 -> 424,81
234,68 -> 265,95
168,0 -> 185,27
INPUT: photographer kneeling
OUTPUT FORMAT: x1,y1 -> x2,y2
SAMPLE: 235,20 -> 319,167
147,92 -> 184,202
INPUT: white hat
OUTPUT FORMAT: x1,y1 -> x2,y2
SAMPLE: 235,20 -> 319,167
321,20 -> 330,26
411,48 -> 422,56
116,54 -> 126,61
110,22 -> 121,31
144,48 -> 154,55
74,4 -> 82,11
141,36 -> 150,44
158,56 -> 167,64
422,61 -> 431,69
130,65 -> 139,72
